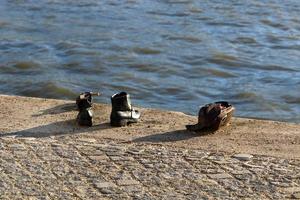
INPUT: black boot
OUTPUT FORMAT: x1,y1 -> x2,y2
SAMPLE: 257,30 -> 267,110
110,92 -> 141,127
76,92 -> 99,127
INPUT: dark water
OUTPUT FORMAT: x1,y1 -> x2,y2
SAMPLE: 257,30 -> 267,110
0,0 -> 300,122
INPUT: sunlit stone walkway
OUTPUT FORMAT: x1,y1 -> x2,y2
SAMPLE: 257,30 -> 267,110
0,136 -> 299,199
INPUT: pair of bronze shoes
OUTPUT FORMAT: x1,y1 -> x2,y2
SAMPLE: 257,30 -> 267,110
186,101 -> 235,131
76,91 -> 141,127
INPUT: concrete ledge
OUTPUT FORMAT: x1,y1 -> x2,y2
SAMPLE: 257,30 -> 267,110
0,94 -> 299,159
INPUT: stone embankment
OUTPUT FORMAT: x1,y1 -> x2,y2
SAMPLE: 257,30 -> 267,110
0,95 -> 299,199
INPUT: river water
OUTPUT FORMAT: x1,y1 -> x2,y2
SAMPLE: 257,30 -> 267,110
0,0 -> 299,122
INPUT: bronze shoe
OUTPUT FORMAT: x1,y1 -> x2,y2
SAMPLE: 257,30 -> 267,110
186,101 -> 235,131
110,92 -> 141,127
76,92 -> 100,127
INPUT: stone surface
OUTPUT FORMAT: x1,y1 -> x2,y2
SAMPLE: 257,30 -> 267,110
0,95 -> 300,199
292,192 -> 300,199
0,137 -> 299,199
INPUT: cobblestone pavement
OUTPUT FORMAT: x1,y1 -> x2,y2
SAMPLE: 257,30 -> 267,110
0,136 -> 299,200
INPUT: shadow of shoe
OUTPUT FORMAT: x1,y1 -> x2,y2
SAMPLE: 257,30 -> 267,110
32,103 -> 77,117
0,120 -> 111,138
132,128 -> 216,143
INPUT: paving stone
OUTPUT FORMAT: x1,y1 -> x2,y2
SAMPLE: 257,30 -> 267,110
242,162 -> 264,169
233,154 -> 253,161
207,173 -> 233,179
292,192 -> 300,199
285,187 -> 300,193
270,181 -> 291,187
20,137 -> 37,141
77,138 -> 97,143
117,179 -> 140,186
106,151 -> 124,156
0,138 -> 298,199
94,181 -> 117,189
89,155 -> 109,161
92,150 -> 106,156
127,149 -> 144,155
10,144 -> 26,150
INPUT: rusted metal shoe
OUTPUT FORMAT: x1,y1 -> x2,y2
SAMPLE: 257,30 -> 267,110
76,92 -> 100,126
110,92 -> 141,127
186,101 -> 235,131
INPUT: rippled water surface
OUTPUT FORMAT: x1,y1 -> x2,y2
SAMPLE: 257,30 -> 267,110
0,0 -> 300,122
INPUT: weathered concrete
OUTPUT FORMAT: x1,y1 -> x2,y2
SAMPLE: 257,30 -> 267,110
0,95 -> 299,199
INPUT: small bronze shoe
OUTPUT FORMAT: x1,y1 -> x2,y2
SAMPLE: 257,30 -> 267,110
76,92 -> 100,127
186,101 -> 235,131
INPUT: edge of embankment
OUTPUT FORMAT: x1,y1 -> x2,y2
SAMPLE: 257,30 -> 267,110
0,94 -> 299,159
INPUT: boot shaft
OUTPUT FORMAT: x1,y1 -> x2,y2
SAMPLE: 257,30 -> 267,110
111,92 -> 132,111
76,92 -> 93,110
76,92 -> 100,111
